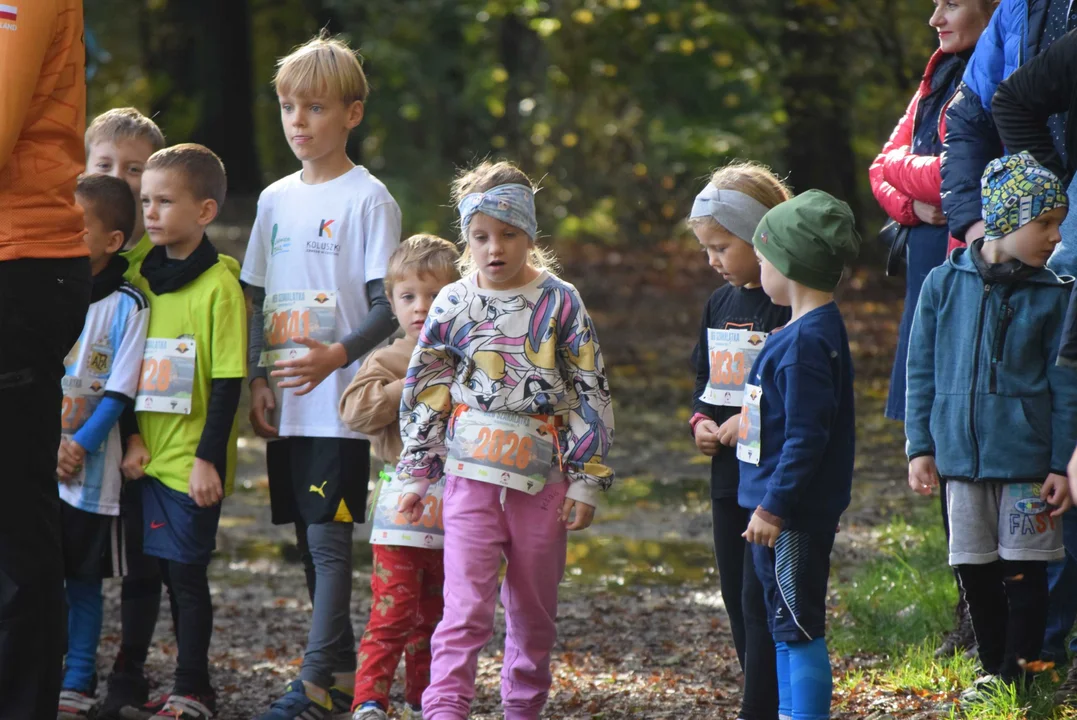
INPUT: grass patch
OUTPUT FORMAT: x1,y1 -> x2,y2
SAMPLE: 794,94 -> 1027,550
830,508 -> 1074,718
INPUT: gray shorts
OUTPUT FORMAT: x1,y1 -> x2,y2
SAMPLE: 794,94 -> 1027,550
946,480 -> 1065,566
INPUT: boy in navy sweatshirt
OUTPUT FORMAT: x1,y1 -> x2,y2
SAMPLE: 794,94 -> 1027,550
738,190 -> 860,720
908,152 -> 1077,699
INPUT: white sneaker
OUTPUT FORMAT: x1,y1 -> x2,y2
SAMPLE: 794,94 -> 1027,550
400,704 -> 424,720
351,704 -> 388,720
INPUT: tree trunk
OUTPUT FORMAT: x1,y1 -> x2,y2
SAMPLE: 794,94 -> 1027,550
778,0 -> 863,227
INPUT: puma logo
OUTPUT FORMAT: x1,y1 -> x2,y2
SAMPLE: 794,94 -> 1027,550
309,481 -> 328,498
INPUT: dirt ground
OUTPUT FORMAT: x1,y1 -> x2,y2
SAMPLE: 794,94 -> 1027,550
92,239 -> 916,719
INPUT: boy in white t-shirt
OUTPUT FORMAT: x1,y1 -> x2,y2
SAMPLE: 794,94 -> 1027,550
243,33 -> 402,720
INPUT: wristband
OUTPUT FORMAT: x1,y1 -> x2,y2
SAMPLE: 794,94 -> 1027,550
689,412 -> 712,435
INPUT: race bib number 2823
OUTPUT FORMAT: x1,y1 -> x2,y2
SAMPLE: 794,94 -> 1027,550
135,338 -> 196,415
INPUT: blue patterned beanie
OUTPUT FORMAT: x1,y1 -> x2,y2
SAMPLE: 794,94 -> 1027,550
981,152 -> 1068,241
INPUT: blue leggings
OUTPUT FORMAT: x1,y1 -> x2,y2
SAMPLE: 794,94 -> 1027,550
776,639 -> 831,720
63,578 -> 104,692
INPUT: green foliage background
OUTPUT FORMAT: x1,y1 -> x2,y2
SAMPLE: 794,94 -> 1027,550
86,0 -> 940,244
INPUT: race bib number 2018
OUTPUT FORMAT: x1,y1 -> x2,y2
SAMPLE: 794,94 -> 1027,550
259,290 -> 337,366
701,329 -> 768,407
135,338 -> 196,415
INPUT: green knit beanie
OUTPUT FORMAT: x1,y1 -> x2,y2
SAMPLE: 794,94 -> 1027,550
751,189 -> 861,292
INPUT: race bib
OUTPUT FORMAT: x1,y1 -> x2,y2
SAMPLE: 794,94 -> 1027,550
447,408 -> 557,495
60,376 -> 105,435
369,467 -> 445,549
135,338 -> 196,415
259,290 -> 337,366
700,329 -> 768,407
736,383 -> 763,466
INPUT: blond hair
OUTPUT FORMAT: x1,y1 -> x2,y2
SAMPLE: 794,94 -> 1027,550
145,143 -> 227,209
274,31 -> 369,104
85,108 -> 165,155
688,160 -> 792,231
385,234 -> 461,297
451,160 -> 558,276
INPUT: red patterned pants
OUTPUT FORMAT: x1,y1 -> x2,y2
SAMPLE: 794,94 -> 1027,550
353,544 -> 445,709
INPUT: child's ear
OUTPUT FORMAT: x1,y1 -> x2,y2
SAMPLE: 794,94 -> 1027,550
197,198 -> 219,227
106,229 -> 126,255
346,101 -> 364,130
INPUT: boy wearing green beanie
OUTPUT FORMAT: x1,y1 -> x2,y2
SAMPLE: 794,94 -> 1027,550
907,152 -> 1077,700
736,189 -> 860,720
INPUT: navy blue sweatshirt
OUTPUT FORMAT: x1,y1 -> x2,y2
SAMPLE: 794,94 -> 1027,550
692,285 -> 790,499
738,303 -> 855,533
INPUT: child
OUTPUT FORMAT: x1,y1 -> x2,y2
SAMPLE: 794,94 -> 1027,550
55,175 -> 149,720
242,33 -> 402,720
907,152 -> 1077,697
687,162 -> 791,720
395,160 -> 616,720
121,144 -> 247,720
339,235 -> 460,720
84,108 -> 166,274
84,108 -> 242,287
738,190 -> 860,720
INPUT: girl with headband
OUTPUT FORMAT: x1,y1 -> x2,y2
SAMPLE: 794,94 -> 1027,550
687,161 -> 791,720
394,160 -> 615,720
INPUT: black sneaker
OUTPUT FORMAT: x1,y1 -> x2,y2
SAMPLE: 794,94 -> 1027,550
1054,658 -> 1077,707
117,694 -> 167,720
99,670 -> 150,720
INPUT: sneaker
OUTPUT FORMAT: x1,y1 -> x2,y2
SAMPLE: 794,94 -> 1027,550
960,674 -> 1010,703
154,695 -> 215,720
99,670 -> 149,720
329,685 -> 354,717
351,702 -> 388,720
256,680 -> 333,720
58,689 -> 97,719
400,704 -> 424,720
119,695 -> 168,720
1054,658 -> 1077,706
936,599 -> 977,659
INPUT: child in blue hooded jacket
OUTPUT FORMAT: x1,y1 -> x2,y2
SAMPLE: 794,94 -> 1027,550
907,151 -> 1077,696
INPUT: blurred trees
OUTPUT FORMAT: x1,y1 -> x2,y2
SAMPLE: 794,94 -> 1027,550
85,0 -> 937,244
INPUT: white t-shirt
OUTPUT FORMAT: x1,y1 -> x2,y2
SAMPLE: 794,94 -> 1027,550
60,283 -> 150,515
241,165 -> 402,438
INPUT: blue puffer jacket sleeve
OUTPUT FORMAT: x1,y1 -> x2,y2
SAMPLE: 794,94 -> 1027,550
941,84 -> 1003,240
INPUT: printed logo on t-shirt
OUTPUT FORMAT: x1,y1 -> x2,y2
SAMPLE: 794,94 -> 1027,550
88,337 -> 113,377
318,219 -> 335,238
0,4 -> 17,31
307,219 -> 341,256
270,223 -> 292,256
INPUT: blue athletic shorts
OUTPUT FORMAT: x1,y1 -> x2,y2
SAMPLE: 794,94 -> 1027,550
142,476 -> 222,566
751,529 -> 835,643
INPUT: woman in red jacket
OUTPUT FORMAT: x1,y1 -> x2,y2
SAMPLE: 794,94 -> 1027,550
872,1 -> 996,424
869,0 -> 996,658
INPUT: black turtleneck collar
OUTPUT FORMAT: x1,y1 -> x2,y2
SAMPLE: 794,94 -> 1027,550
91,254 -> 129,303
969,238 -> 1041,284
140,235 -> 220,295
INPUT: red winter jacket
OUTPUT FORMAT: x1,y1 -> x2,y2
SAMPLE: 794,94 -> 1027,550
870,50 -> 955,228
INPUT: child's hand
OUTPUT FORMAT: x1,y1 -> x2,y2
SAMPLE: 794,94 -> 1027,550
56,437 -> 86,484
693,419 -> 721,457
122,435 -> 151,480
397,492 -> 425,523
271,338 -> 347,396
1042,473 -> 1072,517
560,498 -> 596,530
188,458 -> 224,508
248,377 -> 279,438
1068,444 -> 1077,508
716,415 -> 741,447
908,456 -> 939,496
742,511 -> 781,548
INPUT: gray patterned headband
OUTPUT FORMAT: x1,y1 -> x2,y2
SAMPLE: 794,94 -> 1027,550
458,183 -> 538,239
690,186 -> 770,244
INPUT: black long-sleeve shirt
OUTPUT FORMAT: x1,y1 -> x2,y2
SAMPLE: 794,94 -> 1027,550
691,284 -> 790,499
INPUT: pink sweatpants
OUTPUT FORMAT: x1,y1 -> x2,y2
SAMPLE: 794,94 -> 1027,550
422,474 -> 568,720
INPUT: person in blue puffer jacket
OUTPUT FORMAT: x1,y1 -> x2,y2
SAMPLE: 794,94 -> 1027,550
909,153 -> 1077,699
941,3 -> 1077,697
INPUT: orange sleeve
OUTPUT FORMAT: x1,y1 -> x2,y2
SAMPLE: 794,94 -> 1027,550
0,1 -> 55,169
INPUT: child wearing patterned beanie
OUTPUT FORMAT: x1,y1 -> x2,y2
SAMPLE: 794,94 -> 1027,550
737,189 -> 860,720
907,151 -> 1077,700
